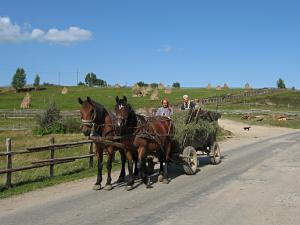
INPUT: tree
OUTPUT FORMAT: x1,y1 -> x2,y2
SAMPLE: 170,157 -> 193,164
11,68 -> 26,91
77,81 -> 85,86
150,83 -> 158,88
136,81 -> 147,87
172,82 -> 180,88
94,78 -> 107,87
277,78 -> 286,89
85,72 -> 97,87
33,74 -> 40,88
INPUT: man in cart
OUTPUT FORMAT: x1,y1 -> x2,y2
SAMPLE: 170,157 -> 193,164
181,94 -> 195,110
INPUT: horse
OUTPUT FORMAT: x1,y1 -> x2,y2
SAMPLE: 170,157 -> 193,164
114,96 -> 147,190
78,96 -> 127,191
115,96 -> 174,190
133,116 -> 174,187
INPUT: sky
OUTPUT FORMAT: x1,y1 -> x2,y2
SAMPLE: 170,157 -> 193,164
0,0 -> 299,88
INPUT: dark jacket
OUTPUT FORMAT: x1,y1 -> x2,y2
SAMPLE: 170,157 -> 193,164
181,101 -> 195,110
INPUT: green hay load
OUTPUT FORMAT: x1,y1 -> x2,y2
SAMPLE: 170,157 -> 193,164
172,110 -> 220,149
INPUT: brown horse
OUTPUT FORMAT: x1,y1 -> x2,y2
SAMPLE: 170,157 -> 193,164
115,96 -> 173,190
133,116 -> 174,187
114,96 -> 147,190
79,96 -> 127,190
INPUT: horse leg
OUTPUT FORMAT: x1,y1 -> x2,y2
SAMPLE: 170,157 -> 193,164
125,150 -> 134,191
137,146 -> 150,187
93,144 -> 103,190
117,149 -> 126,183
162,141 -> 171,184
158,156 -> 164,182
104,146 -> 113,190
133,152 -> 139,179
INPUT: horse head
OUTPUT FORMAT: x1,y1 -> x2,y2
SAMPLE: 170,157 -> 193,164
115,95 -> 134,135
78,96 -> 105,137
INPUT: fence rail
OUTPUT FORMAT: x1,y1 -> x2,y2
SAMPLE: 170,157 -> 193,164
0,137 -> 95,188
0,109 -> 80,119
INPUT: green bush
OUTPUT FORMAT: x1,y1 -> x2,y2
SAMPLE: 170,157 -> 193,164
61,117 -> 81,133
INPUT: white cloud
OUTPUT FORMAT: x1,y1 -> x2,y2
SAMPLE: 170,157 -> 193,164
156,46 -> 173,53
0,16 -> 92,44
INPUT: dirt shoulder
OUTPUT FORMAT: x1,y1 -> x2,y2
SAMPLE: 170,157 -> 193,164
0,119 -> 298,217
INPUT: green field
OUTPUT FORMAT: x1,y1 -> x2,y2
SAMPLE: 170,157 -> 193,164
0,86 -> 243,110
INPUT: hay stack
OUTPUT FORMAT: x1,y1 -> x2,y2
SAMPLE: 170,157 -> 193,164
223,83 -> 229,89
158,83 -> 165,90
207,83 -> 212,90
141,87 -> 150,96
244,82 -> 251,90
132,84 -> 142,97
61,87 -> 68,94
20,93 -> 31,109
164,88 -> 172,94
216,85 -> 222,91
114,83 -> 121,88
150,89 -> 159,100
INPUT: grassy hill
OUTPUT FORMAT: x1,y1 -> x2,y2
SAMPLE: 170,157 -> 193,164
215,90 -> 300,111
0,86 -> 243,110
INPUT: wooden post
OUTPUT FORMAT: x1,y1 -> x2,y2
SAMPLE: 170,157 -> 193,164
49,137 -> 55,177
89,142 -> 94,168
6,138 -> 12,188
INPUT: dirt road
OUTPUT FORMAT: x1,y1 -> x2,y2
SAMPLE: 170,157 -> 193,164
0,119 -> 299,225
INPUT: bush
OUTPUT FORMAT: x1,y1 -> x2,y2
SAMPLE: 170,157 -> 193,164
61,117 -> 81,133
34,102 -> 63,135
172,82 -> 180,88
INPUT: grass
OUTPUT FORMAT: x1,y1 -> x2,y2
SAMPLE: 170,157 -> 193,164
0,85 -> 244,110
211,90 -> 300,111
0,130 -> 122,198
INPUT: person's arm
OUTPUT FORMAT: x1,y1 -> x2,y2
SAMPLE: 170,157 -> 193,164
181,103 -> 185,110
169,107 -> 174,116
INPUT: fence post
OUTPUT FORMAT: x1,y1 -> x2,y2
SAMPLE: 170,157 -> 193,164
89,142 -> 94,168
6,138 -> 12,188
49,137 -> 55,177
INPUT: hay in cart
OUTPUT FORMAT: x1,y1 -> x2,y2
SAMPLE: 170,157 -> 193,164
172,109 -> 220,149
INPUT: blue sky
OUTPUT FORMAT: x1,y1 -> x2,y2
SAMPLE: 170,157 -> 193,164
0,0 -> 299,88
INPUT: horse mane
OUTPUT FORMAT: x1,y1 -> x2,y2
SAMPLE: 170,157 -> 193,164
86,99 -> 107,125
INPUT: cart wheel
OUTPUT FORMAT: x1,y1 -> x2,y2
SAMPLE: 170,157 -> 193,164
145,157 -> 155,174
182,146 -> 198,175
210,142 -> 221,165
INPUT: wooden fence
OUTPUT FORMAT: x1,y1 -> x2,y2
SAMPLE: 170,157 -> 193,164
0,137 -> 95,188
200,88 -> 284,105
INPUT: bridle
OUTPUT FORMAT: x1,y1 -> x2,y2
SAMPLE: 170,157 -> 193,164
81,106 -> 102,136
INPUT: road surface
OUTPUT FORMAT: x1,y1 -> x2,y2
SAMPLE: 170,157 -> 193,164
1,131 -> 300,225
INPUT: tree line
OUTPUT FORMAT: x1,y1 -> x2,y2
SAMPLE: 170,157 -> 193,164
8,67 -> 291,91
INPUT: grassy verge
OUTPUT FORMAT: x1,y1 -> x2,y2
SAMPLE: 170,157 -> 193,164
0,130 -> 122,199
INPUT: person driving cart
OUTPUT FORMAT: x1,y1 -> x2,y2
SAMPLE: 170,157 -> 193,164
155,98 -> 173,117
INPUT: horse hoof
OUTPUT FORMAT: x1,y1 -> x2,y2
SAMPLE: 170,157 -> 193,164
93,184 -> 101,190
162,178 -> 170,184
125,185 -> 133,191
158,175 -> 164,182
117,177 -> 125,183
104,184 -> 113,191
